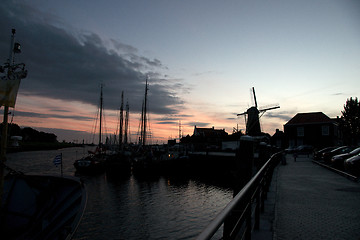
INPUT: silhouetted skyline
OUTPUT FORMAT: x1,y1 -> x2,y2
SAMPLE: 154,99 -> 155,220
1,0 -> 359,143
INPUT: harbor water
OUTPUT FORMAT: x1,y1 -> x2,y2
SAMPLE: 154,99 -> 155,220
5,147 -> 233,239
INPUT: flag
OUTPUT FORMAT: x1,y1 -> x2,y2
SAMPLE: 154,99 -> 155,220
0,78 -> 21,107
53,154 -> 62,166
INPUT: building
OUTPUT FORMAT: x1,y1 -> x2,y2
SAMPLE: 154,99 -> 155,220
271,129 -> 285,149
284,112 -> 339,149
192,126 -> 228,151
193,126 -> 227,137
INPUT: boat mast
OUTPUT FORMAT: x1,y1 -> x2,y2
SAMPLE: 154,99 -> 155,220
119,91 -> 124,149
124,101 -> 129,144
142,78 -> 148,147
99,83 -> 103,146
0,29 -> 27,204
139,100 -> 144,145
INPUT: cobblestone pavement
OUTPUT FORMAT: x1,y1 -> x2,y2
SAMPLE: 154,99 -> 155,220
273,154 -> 360,240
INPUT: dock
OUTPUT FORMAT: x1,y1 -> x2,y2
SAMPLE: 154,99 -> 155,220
253,154 -> 360,240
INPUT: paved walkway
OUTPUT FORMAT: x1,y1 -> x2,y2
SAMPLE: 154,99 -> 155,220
272,154 -> 360,240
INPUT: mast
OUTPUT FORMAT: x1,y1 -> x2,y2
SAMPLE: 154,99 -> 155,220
119,91 -> 124,149
99,83 -> 103,146
0,29 -> 27,204
139,100 -> 144,145
124,101 -> 129,144
142,78 -> 148,147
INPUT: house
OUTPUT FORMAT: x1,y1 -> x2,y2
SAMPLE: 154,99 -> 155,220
284,112 -> 339,149
271,129 -> 285,149
192,126 -> 228,151
193,126 -> 227,137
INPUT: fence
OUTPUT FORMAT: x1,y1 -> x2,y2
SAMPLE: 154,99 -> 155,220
196,151 -> 282,240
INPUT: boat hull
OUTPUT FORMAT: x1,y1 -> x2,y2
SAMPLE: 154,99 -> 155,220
74,155 -> 105,174
1,174 -> 87,240
105,153 -> 131,178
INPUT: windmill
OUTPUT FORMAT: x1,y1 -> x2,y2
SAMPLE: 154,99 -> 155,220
237,87 -> 280,136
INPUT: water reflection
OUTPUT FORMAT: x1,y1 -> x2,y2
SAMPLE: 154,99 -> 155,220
6,147 -> 233,239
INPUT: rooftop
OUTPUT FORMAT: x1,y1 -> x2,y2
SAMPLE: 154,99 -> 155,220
284,112 -> 333,126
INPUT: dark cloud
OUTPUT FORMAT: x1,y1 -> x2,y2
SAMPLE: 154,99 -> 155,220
155,116 -> 180,122
0,0 -> 184,115
187,122 -> 210,127
263,111 -> 293,122
156,121 -> 177,125
177,114 -> 194,118
153,114 -> 195,124
110,39 -> 138,54
49,109 -> 71,113
14,110 -> 94,121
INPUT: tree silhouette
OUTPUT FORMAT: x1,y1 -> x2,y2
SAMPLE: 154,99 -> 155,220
341,97 -> 360,145
0,124 -> 58,143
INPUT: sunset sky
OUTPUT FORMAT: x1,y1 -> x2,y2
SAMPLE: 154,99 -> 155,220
1,0 -> 359,144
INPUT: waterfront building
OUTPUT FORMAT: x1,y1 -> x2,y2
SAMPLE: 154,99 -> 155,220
271,129 -> 285,149
192,126 -> 228,151
284,112 -> 339,149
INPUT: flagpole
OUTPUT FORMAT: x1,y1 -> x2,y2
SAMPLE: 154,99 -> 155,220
0,29 -> 17,207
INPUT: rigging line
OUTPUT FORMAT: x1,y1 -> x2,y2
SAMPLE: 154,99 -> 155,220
115,106 -> 120,144
136,115 -> 141,145
7,108 -> 16,143
146,103 -> 152,144
124,101 -> 129,144
9,107 -> 15,124
137,100 -> 144,145
102,109 -> 108,144
91,105 -> 99,145
127,109 -> 131,144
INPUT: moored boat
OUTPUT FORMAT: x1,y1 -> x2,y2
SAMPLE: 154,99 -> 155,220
104,92 -> 132,178
73,84 -> 107,174
74,153 -> 106,174
1,173 -> 87,240
0,29 -> 87,240
105,152 -> 131,178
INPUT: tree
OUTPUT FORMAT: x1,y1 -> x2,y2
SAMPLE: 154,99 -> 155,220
341,97 -> 360,145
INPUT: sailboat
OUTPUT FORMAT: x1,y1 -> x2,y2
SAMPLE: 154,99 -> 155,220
104,91 -> 132,178
131,78 -> 161,176
73,84 -> 106,174
1,29 -> 87,240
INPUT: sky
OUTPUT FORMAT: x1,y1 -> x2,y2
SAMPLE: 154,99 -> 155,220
0,0 -> 359,144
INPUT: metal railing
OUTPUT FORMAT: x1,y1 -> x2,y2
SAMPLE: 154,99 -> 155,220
196,151 -> 282,240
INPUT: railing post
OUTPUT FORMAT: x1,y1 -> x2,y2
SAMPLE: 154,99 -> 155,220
255,188 -> 260,230
223,213 -> 232,240
197,152 -> 283,240
260,179 -> 265,213
263,171 -> 268,200
245,202 -> 251,240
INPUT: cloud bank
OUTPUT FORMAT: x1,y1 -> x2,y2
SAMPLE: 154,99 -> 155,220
0,0 -> 184,115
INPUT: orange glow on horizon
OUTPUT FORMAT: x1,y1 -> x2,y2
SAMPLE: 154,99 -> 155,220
11,95 -> 285,143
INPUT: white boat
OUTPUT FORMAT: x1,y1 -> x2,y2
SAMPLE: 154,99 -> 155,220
74,84 -> 106,174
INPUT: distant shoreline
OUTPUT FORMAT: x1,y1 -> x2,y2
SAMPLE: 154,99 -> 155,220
7,142 -> 86,153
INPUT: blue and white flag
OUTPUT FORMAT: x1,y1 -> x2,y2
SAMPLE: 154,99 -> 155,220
53,154 -> 62,166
